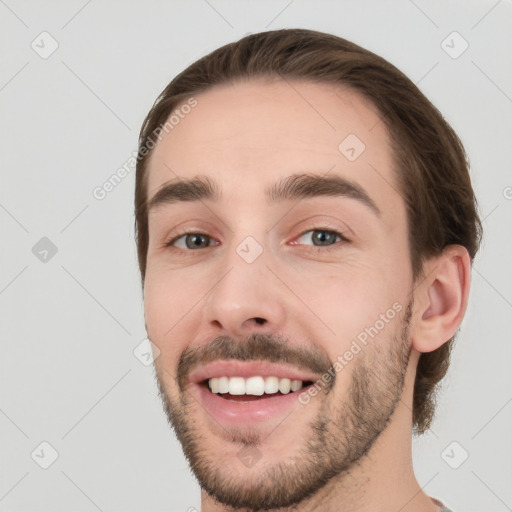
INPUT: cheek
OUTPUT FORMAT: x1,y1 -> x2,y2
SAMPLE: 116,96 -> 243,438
143,267 -> 200,360
288,259 -> 407,352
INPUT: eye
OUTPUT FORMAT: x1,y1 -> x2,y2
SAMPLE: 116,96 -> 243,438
294,228 -> 348,248
166,232 -> 216,250
163,227 -> 348,253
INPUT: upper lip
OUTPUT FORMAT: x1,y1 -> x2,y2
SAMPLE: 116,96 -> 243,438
188,360 -> 321,385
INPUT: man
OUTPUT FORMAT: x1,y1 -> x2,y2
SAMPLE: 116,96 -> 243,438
134,29 -> 481,511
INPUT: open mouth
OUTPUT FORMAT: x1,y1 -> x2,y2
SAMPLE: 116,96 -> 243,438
188,360 -> 320,425
202,376 -> 314,402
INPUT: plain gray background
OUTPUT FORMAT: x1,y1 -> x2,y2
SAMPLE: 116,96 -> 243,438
1,0 -> 511,511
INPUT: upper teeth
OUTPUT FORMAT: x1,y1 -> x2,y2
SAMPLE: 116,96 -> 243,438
208,376 -> 304,395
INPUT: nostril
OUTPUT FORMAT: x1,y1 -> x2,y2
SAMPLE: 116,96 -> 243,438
253,317 -> 266,325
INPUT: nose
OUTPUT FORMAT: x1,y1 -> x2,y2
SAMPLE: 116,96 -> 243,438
202,248 -> 287,338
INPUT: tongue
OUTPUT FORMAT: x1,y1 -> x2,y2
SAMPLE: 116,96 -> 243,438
222,392 -> 284,401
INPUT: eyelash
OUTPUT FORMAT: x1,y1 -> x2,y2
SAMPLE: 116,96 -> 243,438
163,227 -> 350,254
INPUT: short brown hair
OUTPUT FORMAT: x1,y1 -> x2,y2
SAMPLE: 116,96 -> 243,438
134,28 -> 482,434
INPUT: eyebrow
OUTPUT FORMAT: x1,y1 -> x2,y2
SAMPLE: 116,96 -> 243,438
147,172 -> 380,216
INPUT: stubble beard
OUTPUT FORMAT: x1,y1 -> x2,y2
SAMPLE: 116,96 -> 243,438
154,301 -> 413,511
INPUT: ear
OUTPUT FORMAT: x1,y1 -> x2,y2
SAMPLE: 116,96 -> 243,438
411,245 -> 472,353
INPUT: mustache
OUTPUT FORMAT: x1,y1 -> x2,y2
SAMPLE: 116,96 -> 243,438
177,333 -> 334,391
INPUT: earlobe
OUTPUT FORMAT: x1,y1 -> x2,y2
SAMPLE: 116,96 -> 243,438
412,245 -> 472,353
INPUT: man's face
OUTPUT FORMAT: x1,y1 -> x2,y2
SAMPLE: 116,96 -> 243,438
144,78 -> 416,509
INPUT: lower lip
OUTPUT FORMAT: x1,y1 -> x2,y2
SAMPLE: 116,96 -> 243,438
193,383 -> 309,427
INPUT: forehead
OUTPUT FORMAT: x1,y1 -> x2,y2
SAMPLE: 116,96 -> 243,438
146,78 -> 400,214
